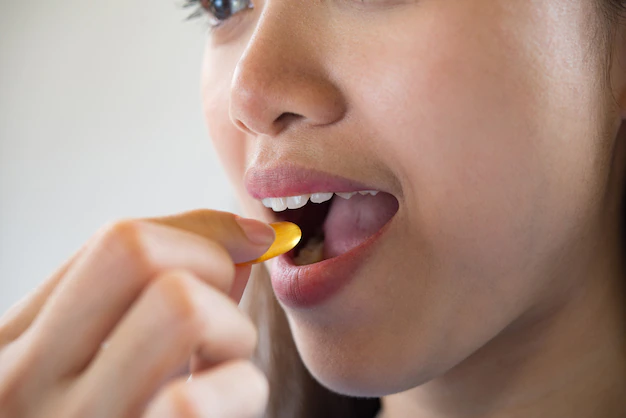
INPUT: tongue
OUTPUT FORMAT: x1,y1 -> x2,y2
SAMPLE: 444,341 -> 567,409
323,193 -> 399,259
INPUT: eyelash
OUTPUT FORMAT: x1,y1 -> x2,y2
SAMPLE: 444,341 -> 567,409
182,0 -> 254,30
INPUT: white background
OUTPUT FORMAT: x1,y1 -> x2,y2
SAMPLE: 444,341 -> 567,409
0,1 -> 236,312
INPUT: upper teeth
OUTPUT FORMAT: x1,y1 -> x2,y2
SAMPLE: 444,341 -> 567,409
261,190 -> 379,212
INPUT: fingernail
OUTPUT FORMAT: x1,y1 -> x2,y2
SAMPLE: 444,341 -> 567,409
235,216 -> 276,246
236,222 -> 302,266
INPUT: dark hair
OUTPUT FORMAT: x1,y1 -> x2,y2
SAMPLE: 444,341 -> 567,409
603,0 -> 626,21
242,3 -> 624,417
599,0 -> 626,68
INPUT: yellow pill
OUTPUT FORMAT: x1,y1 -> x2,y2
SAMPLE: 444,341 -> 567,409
236,222 -> 302,266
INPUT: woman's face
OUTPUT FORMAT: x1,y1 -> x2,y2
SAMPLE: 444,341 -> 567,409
202,0 -> 624,395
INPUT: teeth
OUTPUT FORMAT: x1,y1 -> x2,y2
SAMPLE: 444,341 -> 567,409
358,190 -> 379,196
310,192 -> 334,203
286,194 -> 310,209
270,197 -> 288,212
261,190 -> 381,212
336,192 -> 356,199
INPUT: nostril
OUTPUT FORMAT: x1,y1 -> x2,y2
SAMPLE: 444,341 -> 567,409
275,112 -> 304,127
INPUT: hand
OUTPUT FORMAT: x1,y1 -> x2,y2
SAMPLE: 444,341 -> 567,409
0,210 -> 275,418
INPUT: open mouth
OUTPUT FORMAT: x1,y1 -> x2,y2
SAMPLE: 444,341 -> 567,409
262,191 -> 400,266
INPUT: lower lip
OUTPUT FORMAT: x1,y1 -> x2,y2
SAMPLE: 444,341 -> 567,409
270,215 -> 397,309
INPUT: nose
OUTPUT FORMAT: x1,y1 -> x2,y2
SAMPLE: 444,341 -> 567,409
229,4 -> 346,137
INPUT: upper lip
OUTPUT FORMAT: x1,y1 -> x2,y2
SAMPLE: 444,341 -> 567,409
245,164 -> 375,199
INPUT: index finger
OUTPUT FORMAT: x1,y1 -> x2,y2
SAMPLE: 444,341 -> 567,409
146,209 -> 276,265
148,210 -> 302,266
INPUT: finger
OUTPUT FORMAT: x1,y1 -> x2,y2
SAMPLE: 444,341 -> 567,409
75,269 -> 258,418
1,209 -> 270,345
3,210 -> 269,346
146,209 -> 275,264
228,265 -> 253,303
145,210 -> 274,305
0,243 -> 88,346
29,215 -> 271,376
143,360 -> 269,418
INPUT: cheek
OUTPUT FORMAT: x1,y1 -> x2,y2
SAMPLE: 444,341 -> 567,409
201,45 -> 250,199
341,1 -> 609,281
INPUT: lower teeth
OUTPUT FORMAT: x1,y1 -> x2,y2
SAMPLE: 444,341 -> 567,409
293,236 -> 325,266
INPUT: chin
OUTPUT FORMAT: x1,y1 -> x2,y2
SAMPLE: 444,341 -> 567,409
290,328 -> 444,398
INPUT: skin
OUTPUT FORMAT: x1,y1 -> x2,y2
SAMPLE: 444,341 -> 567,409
0,1 -> 624,417
203,0 -> 626,417
0,211 -> 275,417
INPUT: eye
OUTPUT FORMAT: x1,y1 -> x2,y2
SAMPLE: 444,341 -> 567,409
183,0 -> 253,28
